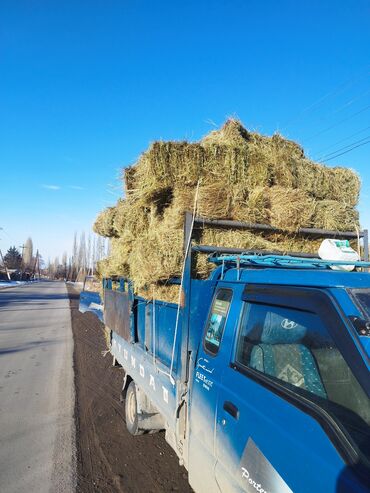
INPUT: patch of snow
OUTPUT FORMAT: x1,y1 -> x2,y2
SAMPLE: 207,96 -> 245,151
0,281 -> 28,290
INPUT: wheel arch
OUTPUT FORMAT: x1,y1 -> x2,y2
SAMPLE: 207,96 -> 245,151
120,372 -> 133,402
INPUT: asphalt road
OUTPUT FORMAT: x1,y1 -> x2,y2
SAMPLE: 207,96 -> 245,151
0,281 -> 75,493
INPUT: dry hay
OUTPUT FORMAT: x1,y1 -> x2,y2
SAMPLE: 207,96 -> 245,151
122,119 -> 360,212
268,187 -> 316,231
94,118 -> 361,302
231,187 -> 270,224
93,206 -> 118,238
123,165 -> 137,195
136,283 -> 180,303
330,167 -> 360,206
294,161 -> 360,206
96,237 -> 131,279
128,221 -> 184,291
201,118 -> 250,147
313,200 -> 360,231
113,199 -> 151,241
194,229 -> 324,279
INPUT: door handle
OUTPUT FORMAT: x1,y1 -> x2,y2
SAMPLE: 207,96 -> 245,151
223,401 -> 239,420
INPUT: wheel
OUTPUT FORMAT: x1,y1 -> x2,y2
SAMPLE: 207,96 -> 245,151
125,381 -> 144,436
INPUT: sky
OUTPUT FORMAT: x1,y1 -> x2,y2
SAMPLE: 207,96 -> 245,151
0,0 -> 370,261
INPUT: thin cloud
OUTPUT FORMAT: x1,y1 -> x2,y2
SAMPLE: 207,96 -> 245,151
42,184 -> 61,190
69,185 -> 85,190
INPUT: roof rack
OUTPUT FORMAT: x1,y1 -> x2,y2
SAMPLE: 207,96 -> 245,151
208,254 -> 370,270
183,212 -> 369,261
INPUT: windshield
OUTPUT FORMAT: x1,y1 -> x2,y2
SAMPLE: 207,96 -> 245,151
351,289 -> 370,320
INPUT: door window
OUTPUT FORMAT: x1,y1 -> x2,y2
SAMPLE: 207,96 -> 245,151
204,289 -> 232,355
235,302 -> 370,465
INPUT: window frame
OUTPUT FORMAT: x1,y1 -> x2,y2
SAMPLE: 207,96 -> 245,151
348,288 -> 370,320
241,284 -> 370,394
202,287 -> 233,356
230,284 -> 370,477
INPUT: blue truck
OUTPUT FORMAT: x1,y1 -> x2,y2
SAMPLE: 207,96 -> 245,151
102,213 -> 370,493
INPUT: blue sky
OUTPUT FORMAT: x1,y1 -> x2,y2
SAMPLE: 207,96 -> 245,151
0,0 -> 369,261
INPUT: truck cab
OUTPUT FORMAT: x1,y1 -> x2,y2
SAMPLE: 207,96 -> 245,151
189,265 -> 370,493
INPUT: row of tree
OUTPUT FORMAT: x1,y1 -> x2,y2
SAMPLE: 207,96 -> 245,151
0,234 -> 109,282
0,238 -> 41,280
46,232 -> 109,281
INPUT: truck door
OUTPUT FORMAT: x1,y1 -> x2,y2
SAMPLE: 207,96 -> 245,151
215,286 -> 370,493
188,287 -> 234,493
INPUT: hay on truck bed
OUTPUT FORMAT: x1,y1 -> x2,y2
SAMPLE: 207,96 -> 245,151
93,119 -> 361,302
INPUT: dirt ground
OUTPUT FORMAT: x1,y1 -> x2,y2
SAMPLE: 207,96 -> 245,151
68,286 -> 193,493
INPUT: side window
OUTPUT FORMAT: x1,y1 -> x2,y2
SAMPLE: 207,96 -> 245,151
235,302 -> 370,428
204,289 -> 233,355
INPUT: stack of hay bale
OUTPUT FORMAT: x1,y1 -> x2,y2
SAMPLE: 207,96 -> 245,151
94,119 -> 360,301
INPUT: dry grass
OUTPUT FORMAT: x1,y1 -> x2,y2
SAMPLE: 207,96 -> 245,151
123,166 -> 137,195
268,187 -> 316,231
94,118 -> 361,301
93,206 -> 118,238
313,200 -> 360,231
136,284 -> 180,303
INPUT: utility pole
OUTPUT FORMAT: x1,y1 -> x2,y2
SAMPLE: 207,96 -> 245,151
19,244 -> 26,281
32,250 -> 39,279
37,251 -> 41,280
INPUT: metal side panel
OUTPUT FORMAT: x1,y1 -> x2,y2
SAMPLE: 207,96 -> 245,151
104,289 -> 131,341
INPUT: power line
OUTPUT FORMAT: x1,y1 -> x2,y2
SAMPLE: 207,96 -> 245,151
305,102 -> 370,142
319,137 -> 370,163
281,66 -> 370,129
315,124 -> 370,158
317,134 -> 370,162
330,86 -> 370,116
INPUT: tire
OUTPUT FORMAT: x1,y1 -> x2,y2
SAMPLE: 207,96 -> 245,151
125,381 -> 144,436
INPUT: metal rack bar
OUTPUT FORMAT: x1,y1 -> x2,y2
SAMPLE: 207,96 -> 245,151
183,212 -> 370,264
192,245 -> 318,259
192,215 -> 367,240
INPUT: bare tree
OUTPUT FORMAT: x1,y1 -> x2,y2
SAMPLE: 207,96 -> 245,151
86,234 -> 92,275
71,232 -> 78,281
78,232 -> 87,272
62,251 -> 68,279
23,237 -> 33,269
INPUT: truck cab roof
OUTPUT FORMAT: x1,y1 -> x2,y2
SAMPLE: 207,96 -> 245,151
219,267 -> 370,289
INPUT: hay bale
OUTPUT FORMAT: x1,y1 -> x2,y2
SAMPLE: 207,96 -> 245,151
96,237 -> 131,278
294,160 -> 330,199
256,133 -> 304,189
313,200 -> 360,231
329,167 -> 360,206
128,223 -> 184,291
231,187 -> 270,223
174,183 -> 233,219
194,229 -> 274,278
113,199 -> 151,241
136,284 -> 180,303
295,162 -> 360,207
112,200 -> 129,235
201,118 -> 250,147
92,119 -> 362,303
93,206 -> 118,238
269,187 -> 316,231
133,142 -> 205,201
